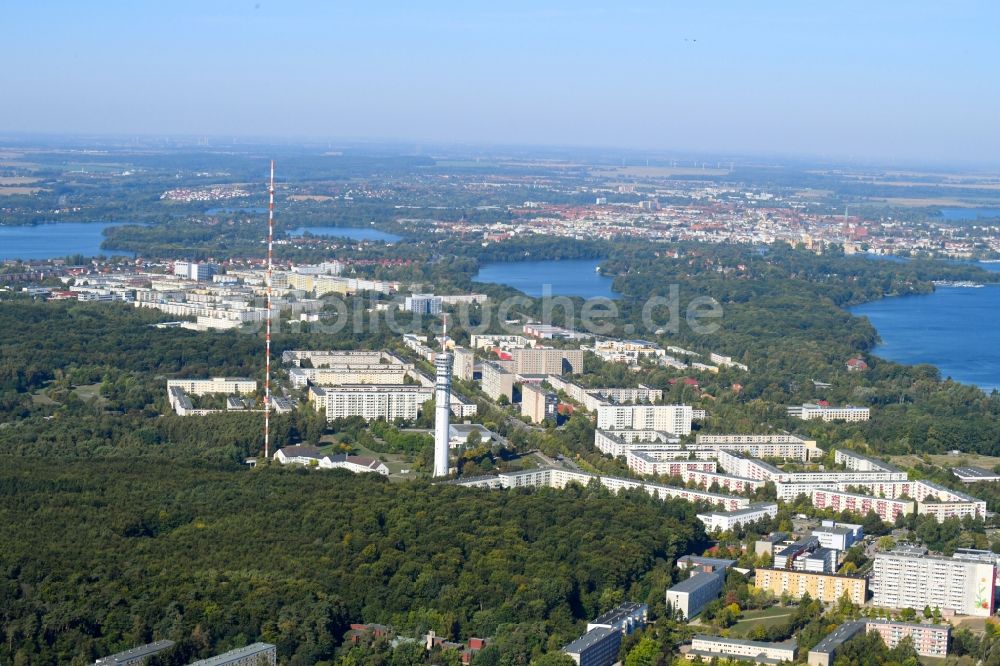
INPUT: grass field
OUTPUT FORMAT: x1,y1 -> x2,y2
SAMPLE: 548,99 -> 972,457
920,656 -> 977,666
0,187 -> 44,195
352,443 -> 417,479
727,606 -> 794,637
891,452 -> 1000,470
31,382 -> 107,407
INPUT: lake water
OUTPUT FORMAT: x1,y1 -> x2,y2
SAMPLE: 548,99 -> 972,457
0,222 -> 135,261
939,207 -> 1000,221
851,261 -> 1000,392
474,258 -> 617,299
286,226 -> 402,242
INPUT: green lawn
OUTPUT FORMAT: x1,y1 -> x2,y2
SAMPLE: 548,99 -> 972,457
920,656 -> 977,666
727,606 -> 795,637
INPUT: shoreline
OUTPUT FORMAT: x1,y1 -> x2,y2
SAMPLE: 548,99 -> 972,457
849,283 -> 1000,393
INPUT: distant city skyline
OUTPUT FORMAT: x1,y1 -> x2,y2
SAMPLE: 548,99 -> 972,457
2,1 -> 999,164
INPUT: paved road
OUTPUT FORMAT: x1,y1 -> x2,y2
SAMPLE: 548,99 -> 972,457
531,450 -> 582,472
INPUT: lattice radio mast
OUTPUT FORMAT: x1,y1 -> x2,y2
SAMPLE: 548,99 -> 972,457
264,160 -> 275,459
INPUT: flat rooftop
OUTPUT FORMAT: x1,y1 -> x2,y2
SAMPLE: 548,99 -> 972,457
686,649 -> 785,665
809,621 -> 866,655
954,466 -> 1000,480
590,601 -> 648,627
678,555 -> 737,570
562,627 -> 617,654
188,643 -> 275,666
668,570 -> 724,594
95,640 -> 175,665
698,503 -> 777,518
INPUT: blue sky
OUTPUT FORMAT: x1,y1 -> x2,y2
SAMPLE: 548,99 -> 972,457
2,1 -> 998,163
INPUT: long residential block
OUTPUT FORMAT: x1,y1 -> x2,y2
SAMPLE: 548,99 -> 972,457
787,404 -> 870,422
695,433 -> 820,460
166,377 -> 257,396
698,504 -> 778,532
625,451 -> 716,477
811,489 -> 915,522
188,642 -> 277,666
450,467 -> 751,511
310,385 -> 433,421
596,404 -> 693,435
753,568 -> 866,605
686,635 -> 796,664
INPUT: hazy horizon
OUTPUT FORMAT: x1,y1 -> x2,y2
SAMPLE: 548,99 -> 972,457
3,1 -> 999,164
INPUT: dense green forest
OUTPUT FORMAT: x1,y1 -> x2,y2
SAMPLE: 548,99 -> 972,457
0,460 -> 705,665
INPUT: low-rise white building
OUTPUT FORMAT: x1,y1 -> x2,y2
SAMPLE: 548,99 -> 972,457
166,377 -> 257,396
697,503 -> 778,532
320,454 -> 390,476
787,404 -> 870,422
274,445 -> 324,466
687,635 -> 796,664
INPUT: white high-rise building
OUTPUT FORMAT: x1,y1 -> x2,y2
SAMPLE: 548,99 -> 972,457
405,293 -> 443,315
433,352 -> 453,477
596,404 -> 693,436
872,548 -> 996,617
